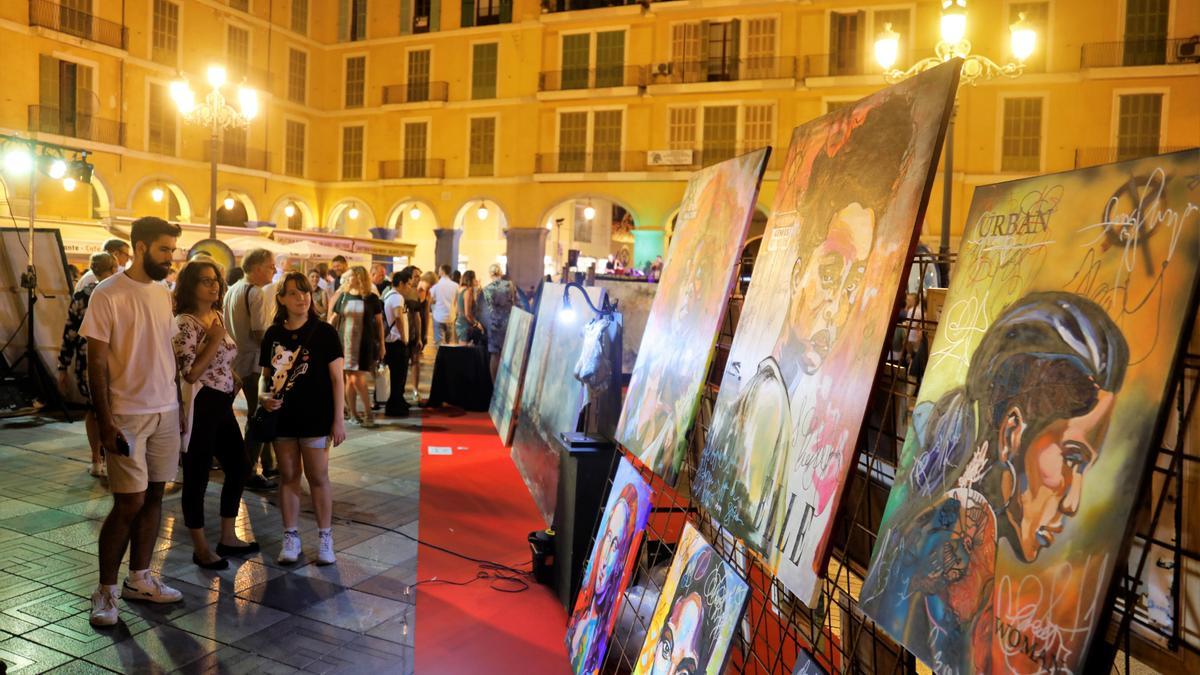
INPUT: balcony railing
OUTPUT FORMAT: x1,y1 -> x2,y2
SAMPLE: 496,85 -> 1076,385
541,0 -> 640,11
648,57 -> 797,84
381,81 -> 449,105
28,105 -> 125,146
539,65 -> 646,91
644,146 -> 782,172
1081,37 -> 1200,68
1074,146 -> 1194,169
800,51 -> 923,78
29,0 -> 128,50
203,144 -> 271,172
380,158 -> 446,179
536,151 -> 641,173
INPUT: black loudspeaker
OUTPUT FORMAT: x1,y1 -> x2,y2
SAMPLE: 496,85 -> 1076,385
551,433 -> 618,612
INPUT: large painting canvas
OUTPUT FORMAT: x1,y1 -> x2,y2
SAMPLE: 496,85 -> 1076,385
489,307 -> 534,446
692,60 -> 960,605
633,522 -> 749,675
512,283 -> 607,525
860,149 -> 1200,674
617,149 -> 770,486
596,281 -> 657,375
567,457 -> 653,674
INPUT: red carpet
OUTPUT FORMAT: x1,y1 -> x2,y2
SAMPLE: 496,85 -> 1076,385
414,409 -> 571,675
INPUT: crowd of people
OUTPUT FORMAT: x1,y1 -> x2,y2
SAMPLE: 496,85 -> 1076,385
51,217 -> 521,628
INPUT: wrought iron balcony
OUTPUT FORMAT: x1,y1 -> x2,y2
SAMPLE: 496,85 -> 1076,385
644,146 -> 782,172
28,105 -> 125,146
203,144 -> 271,172
539,65 -> 646,91
647,57 -> 797,84
536,151 -> 641,173
1080,37 -> 1200,68
801,51 -> 919,78
29,0 -> 128,50
541,0 -> 641,11
381,81 -> 449,105
380,158 -> 446,179
1074,146 -> 1193,169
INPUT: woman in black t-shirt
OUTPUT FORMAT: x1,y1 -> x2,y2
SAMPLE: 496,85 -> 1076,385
258,272 -> 347,566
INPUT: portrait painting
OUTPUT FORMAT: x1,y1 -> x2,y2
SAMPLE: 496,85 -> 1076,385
693,59 -> 960,605
567,457 -> 653,674
596,280 -> 657,375
634,522 -> 749,675
512,283 -> 608,525
861,149 -> 1200,674
617,149 -> 770,487
489,307 -> 534,446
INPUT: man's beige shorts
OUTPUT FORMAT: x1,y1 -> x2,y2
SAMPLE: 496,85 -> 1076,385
108,409 -> 181,494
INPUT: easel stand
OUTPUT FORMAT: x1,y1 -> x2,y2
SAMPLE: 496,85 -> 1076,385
4,265 -> 72,421
577,248 -> 1200,674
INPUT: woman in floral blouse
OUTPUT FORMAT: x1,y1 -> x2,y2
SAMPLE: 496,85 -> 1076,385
173,259 -> 260,570
57,252 -> 116,478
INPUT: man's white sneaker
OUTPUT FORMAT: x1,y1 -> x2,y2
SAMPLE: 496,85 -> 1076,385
278,530 -> 302,565
89,587 -> 120,626
317,530 -> 336,566
121,572 -> 183,603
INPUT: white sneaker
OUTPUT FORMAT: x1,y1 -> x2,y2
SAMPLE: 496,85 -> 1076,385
89,587 -> 120,626
90,462 -> 106,478
317,530 -> 336,566
121,572 -> 183,604
278,530 -> 302,565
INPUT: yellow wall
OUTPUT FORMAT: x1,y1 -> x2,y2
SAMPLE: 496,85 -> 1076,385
1,0 -> 1197,273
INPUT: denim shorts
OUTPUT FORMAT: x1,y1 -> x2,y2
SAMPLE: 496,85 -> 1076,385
274,436 -> 328,450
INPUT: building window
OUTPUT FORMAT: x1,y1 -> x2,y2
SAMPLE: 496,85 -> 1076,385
477,0 -> 501,26
147,83 -> 176,156
743,103 -> 773,152
406,49 -> 431,102
285,120 -> 305,177
291,0 -> 308,34
1116,93 -> 1163,161
668,107 -> 696,151
573,203 -> 593,243
706,20 -> 738,81
151,0 -> 179,66
413,0 -> 431,33
561,34 -> 591,90
341,125 -> 364,180
403,121 -> 429,178
345,56 -> 366,108
595,31 -> 625,87
1001,97 -> 1042,172
230,0 -> 249,11
58,0 -> 94,40
558,111 -> 588,172
702,106 -> 737,165
222,127 -> 247,166
339,0 -> 367,42
671,22 -> 703,71
1123,0 -> 1169,66
592,110 -> 622,172
469,117 -> 496,177
744,17 -> 777,79
37,56 -> 95,140
829,11 -> 863,76
471,43 -> 498,99
1009,2 -> 1047,71
287,49 -> 307,104
227,25 -> 250,82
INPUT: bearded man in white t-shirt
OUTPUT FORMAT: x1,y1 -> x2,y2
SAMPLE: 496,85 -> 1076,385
80,216 -> 186,626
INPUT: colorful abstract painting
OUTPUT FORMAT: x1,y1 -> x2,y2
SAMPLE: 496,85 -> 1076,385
512,283 -> 607,525
860,149 -> 1200,674
567,457 -> 653,674
489,307 -> 534,446
693,60 -> 960,605
634,522 -> 749,675
596,280 -> 657,374
617,149 -> 770,486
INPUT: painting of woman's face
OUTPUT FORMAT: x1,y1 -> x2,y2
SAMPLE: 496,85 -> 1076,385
1011,391 -> 1115,561
595,500 -> 630,594
650,593 -> 703,675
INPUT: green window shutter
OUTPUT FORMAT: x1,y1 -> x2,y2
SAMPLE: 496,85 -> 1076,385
338,0 -> 350,41
500,0 -> 512,24
460,0 -> 473,27
39,55 -> 59,112
431,0 -> 440,31
401,0 -> 411,35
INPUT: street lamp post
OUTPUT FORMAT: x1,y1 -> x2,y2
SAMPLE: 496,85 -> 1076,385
874,0 -> 1036,280
170,66 -> 258,239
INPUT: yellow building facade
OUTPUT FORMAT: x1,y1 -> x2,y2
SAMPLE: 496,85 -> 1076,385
0,0 -> 1197,274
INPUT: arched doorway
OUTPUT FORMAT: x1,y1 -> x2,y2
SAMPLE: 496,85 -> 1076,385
214,189 -> 257,228
539,195 -> 638,277
269,195 -> 316,231
452,198 -> 507,274
127,176 -> 192,222
385,199 -> 437,271
327,199 -> 375,234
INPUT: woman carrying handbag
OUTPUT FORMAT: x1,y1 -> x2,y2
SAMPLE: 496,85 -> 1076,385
257,272 -> 347,566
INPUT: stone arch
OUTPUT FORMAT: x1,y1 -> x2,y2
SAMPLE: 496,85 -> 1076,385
327,198 -> 376,234
214,186 -> 258,227
384,197 -> 439,237
452,197 -> 509,273
538,192 -> 641,273
126,174 -> 193,222
268,194 -> 316,230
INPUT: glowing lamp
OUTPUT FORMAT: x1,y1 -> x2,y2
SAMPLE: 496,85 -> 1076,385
583,205 -> 596,221
409,206 -> 421,220
206,65 -> 227,89
151,187 -> 165,203
3,149 -> 33,175
940,6 -> 967,46
224,196 -> 236,211
477,204 -> 489,220
284,203 -> 296,218
348,206 -> 360,220
48,159 -> 67,179
62,177 -> 77,192
1010,12 -> 1037,62
874,23 -> 900,70
237,86 -> 259,120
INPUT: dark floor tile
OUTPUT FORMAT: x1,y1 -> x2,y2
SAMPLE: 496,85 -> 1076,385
0,635 -> 74,673
232,616 -> 358,670
0,510 -> 87,535
169,596 -> 289,646
235,575 -> 344,614
82,624 -> 221,674
309,635 -> 413,675
351,562 -> 418,605
298,589 -> 407,632
364,603 -> 414,647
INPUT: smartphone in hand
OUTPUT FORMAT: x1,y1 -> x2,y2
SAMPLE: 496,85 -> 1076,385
114,434 -> 131,456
